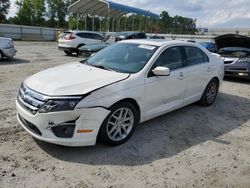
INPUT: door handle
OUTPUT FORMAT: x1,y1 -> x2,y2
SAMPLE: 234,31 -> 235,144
207,67 -> 214,72
178,72 -> 184,80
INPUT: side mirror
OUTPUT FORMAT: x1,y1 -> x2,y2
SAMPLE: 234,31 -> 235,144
152,66 -> 170,76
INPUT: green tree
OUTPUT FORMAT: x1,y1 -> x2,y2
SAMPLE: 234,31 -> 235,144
0,0 -> 10,22
15,0 -> 46,26
47,0 -> 78,28
15,0 -> 33,25
32,0 -> 46,26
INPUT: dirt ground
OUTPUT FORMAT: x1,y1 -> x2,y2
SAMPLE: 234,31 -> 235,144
0,41 -> 250,188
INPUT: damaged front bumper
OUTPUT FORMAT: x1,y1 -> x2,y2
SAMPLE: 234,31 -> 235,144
16,100 -> 110,146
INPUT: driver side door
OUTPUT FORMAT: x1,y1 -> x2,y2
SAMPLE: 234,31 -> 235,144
144,46 -> 188,120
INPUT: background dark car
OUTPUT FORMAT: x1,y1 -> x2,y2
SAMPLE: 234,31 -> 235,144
215,34 -> 250,80
79,31 -> 147,56
148,35 -> 165,39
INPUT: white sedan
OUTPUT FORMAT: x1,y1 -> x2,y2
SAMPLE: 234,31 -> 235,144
16,40 -> 224,146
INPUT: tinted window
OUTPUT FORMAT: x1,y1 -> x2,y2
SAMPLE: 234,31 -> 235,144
89,33 -> 104,40
136,33 -> 147,39
76,33 -> 103,40
76,33 -> 90,39
155,47 -> 184,70
185,46 -> 209,66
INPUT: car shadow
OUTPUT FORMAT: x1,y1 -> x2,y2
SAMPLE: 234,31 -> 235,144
224,77 -> 250,84
0,58 -> 30,65
36,92 -> 250,166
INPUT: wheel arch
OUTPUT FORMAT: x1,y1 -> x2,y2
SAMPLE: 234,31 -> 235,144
109,98 -> 141,122
211,76 -> 220,85
77,43 -> 85,49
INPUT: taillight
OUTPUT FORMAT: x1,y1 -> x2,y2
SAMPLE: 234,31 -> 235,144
64,33 -> 75,40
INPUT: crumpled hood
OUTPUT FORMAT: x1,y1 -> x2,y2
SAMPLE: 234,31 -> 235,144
24,62 -> 129,96
215,34 -> 250,50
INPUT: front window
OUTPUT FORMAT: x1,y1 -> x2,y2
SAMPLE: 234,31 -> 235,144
154,47 -> 184,70
86,43 -> 158,73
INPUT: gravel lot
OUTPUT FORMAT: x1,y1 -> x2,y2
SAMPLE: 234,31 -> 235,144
0,41 -> 250,188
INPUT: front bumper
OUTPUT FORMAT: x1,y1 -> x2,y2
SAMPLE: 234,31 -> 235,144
224,64 -> 250,79
16,100 -> 110,146
2,47 -> 17,58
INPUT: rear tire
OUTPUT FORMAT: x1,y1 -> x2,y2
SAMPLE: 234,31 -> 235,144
98,102 -> 139,146
0,51 -> 3,60
64,50 -> 72,56
77,44 -> 85,56
199,79 -> 219,106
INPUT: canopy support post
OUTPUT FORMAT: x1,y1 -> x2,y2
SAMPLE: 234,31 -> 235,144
132,15 -> 134,31
151,18 -> 153,33
139,16 -> 142,31
92,15 -> 95,31
100,18 -> 102,31
112,18 -> 115,32
68,13 -> 71,30
77,13 -> 79,30
106,6 -> 110,33
125,16 -> 127,31
85,14 -> 87,30
118,17 -> 121,32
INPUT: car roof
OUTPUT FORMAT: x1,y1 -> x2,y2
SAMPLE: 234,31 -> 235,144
119,39 -> 199,47
72,30 -> 103,35
114,31 -> 145,37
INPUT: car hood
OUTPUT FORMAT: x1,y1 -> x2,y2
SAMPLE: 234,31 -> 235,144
24,62 -> 129,96
79,42 -> 109,52
215,34 -> 250,50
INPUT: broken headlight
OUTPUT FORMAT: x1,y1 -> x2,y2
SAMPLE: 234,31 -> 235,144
39,98 -> 82,113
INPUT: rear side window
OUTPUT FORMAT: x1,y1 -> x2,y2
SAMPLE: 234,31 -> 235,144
155,47 -> 184,70
76,33 -> 90,39
184,46 -> 209,66
136,33 -> 146,39
90,34 -> 104,40
76,33 -> 103,40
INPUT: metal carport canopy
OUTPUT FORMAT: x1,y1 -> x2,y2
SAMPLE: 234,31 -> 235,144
68,0 -> 160,19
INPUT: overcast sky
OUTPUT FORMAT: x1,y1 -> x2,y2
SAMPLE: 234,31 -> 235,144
7,0 -> 250,28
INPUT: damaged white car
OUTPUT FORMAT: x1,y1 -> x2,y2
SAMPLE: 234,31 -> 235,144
16,40 -> 224,147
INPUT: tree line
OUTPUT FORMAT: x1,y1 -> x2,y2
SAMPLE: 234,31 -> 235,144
0,0 -> 196,34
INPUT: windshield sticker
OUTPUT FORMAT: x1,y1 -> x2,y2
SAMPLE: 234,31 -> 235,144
138,45 -> 155,50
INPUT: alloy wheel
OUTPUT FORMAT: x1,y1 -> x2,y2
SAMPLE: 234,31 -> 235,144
106,107 -> 134,142
206,82 -> 218,104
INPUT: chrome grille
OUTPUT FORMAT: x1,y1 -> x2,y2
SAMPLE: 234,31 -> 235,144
17,84 -> 47,114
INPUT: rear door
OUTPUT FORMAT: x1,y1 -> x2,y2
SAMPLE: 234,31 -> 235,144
182,46 -> 213,104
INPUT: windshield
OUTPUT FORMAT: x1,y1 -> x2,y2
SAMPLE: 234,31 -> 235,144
86,43 -> 158,73
218,47 -> 250,52
217,47 -> 250,57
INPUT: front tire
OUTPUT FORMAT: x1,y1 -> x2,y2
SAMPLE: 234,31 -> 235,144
199,79 -> 219,106
98,102 -> 139,146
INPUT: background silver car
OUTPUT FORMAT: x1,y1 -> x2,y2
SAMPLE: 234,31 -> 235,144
0,37 -> 17,60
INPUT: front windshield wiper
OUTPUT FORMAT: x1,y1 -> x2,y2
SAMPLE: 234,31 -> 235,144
80,58 -> 89,65
91,64 -> 113,71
